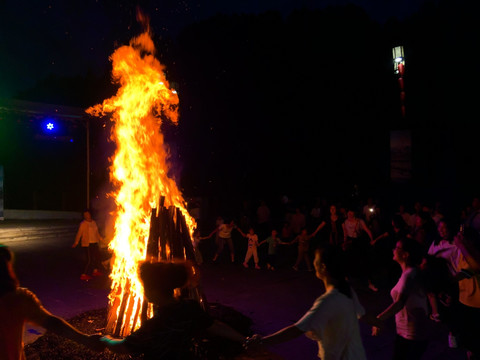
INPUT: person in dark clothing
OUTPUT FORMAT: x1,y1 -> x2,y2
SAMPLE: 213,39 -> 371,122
96,260 -> 246,359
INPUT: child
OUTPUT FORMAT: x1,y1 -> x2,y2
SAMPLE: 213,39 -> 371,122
289,223 -> 323,271
237,227 -> 261,269
192,229 -> 209,265
259,229 -> 283,270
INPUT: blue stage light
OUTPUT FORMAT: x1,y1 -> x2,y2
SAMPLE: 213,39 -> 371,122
41,119 -> 60,135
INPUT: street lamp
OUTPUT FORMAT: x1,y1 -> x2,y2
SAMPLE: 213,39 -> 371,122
86,117 -> 90,209
392,46 -> 405,74
392,45 -> 406,118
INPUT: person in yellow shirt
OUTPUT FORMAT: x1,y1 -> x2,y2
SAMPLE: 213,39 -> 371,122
454,227 -> 480,359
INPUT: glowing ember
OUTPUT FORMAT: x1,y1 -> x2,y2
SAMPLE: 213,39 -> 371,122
86,12 -> 196,335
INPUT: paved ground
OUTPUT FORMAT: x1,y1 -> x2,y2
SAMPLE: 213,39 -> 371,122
0,219 -> 469,359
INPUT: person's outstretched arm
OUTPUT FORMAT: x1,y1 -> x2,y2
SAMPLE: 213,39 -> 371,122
207,228 -> 219,238
23,288 -> 102,351
236,227 -> 246,237
310,221 -> 326,238
42,315 -> 103,351
289,235 -> 299,245
360,220 -> 373,242
259,325 -> 304,346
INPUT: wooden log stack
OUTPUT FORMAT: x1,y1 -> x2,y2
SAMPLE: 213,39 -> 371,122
105,196 -> 207,337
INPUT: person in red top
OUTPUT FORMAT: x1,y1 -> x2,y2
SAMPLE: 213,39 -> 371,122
0,244 -> 101,360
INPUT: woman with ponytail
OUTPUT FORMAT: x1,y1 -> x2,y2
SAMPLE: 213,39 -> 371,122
248,244 -> 367,359
0,244 -> 99,360
372,237 -> 430,359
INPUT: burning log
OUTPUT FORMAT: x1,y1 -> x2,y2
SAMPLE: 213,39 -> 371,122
113,281 -> 131,337
107,200 -> 206,336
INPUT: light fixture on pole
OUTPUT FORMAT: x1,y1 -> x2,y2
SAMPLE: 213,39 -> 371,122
392,45 -> 406,118
392,46 -> 405,74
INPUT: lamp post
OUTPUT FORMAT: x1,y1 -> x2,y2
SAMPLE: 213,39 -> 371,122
392,46 -> 406,118
86,117 -> 90,210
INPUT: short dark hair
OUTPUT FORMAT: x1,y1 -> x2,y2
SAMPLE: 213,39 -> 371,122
315,244 -> 351,298
139,260 -> 193,295
392,214 -> 407,230
398,237 -> 424,267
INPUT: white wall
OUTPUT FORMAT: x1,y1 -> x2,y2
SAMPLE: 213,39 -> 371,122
3,209 -> 82,220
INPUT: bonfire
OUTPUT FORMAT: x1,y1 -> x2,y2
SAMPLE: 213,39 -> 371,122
86,10 -> 197,337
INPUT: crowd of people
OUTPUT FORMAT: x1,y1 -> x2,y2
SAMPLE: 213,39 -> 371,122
2,193 -> 480,359
192,194 -> 480,359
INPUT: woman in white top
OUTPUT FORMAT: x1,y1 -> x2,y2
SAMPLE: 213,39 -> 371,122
426,219 -> 461,325
427,220 -> 460,276
72,210 -> 104,281
249,244 -> 367,360
342,209 -> 373,250
373,237 -> 430,359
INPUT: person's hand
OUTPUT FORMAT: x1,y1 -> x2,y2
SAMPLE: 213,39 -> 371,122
371,326 -> 381,336
244,334 -> 263,349
305,330 -> 320,341
71,243 -> 77,248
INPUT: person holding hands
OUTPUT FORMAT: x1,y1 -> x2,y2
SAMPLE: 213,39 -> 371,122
238,227 -> 261,269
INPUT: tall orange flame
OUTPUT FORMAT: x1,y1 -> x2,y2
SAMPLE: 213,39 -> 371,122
87,14 -> 196,335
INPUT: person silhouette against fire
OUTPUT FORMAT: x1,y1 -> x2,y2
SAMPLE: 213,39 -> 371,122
94,261 -> 247,359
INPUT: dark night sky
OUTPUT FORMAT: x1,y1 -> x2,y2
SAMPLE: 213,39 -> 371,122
0,0 -> 437,99
1,0 -> 479,216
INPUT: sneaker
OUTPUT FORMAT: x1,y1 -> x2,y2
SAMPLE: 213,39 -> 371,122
243,262 -> 249,268
255,264 -> 261,270
92,270 -> 103,277
80,274 -> 92,281
448,333 -> 458,348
